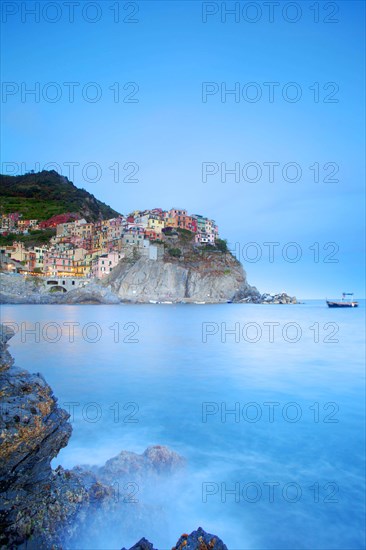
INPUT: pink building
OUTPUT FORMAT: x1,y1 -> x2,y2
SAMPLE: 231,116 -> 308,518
92,252 -> 124,279
43,253 -> 73,276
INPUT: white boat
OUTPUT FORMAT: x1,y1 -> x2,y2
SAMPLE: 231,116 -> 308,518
161,301 -> 173,304
194,301 -> 206,304
149,300 -> 159,304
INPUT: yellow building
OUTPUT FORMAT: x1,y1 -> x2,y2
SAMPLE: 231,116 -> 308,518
147,217 -> 165,233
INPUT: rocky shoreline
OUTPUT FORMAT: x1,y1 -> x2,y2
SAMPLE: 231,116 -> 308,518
0,324 -> 228,549
0,269 -> 296,306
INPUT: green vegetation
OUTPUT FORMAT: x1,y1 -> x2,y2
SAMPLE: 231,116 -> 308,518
0,197 -> 68,221
0,170 -> 120,222
0,229 -> 56,247
176,228 -> 194,242
49,286 -> 65,293
162,227 -> 175,236
215,238 -> 229,253
168,247 -> 182,258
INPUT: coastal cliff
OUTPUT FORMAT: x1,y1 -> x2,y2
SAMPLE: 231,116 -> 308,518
0,249 -> 262,304
103,249 -> 260,303
0,325 -> 228,549
0,265 -> 297,305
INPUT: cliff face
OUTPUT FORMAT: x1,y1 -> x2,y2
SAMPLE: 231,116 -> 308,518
104,251 -> 260,303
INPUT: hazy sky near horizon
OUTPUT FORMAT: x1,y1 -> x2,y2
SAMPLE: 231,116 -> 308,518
1,0 -> 365,298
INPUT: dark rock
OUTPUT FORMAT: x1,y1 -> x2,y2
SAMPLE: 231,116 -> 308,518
0,324 -> 15,368
0,325 -> 187,548
0,324 -> 119,548
1,326 -> 227,550
121,537 -> 157,550
123,528 -> 228,550
233,284 -> 261,303
173,527 -> 228,550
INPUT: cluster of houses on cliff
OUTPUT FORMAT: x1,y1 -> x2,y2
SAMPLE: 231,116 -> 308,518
0,208 -> 219,279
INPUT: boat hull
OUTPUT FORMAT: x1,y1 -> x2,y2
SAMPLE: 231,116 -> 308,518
326,301 -> 358,308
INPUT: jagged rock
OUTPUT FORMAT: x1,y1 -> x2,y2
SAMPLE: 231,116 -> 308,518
99,445 -> 184,479
121,537 -> 157,550
0,323 -> 15,347
0,327 -> 112,547
97,445 -> 185,484
0,324 -> 94,548
0,323 -> 15,368
122,527 -> 228,550
260,292 -> 297,304
0,325 -> 188,548
142,445 -> 185,473
174,527 -> 228,550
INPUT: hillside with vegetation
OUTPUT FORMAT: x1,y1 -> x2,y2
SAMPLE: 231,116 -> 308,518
0,170 -> 120,222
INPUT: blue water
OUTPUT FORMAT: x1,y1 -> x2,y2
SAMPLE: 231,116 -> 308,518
2,301 -> 365,549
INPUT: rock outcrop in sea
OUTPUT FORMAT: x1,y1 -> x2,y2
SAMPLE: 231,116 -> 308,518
0,325 -> 228,549
238,292 -> 297,304
121,527 -> 228,550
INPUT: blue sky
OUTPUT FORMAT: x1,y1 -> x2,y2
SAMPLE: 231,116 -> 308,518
1,0 -> 365,298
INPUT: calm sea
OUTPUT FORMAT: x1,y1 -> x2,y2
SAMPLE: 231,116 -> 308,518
2,301 -> 365,549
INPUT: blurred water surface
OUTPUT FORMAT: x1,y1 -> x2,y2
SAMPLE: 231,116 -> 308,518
2,301 -> 365,549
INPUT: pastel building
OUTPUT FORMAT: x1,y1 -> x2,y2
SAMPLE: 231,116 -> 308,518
144,229 -> 158,241
28,246 -> 47,270
10,242 -> 28,262
43,252 -> 74,276
195,232 -> 215,244
121,232 -> 144,247
147,216 -> 165,233
92,251 -> 124,279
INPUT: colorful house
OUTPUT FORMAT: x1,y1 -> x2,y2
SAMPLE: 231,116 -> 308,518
92,251 -> 124,279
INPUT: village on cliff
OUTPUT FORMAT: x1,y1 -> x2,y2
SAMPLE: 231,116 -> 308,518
0,208 -> 219,279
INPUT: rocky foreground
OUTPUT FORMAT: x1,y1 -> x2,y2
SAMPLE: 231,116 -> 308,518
122,528 -> 228,550
0,325 -> 228,549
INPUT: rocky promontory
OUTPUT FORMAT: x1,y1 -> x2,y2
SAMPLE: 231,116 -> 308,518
0,247 -> 262,304
0,228 -> 297,305
103,249 -> 260,303
0,269 -> 296,305
0,325 -> 228,549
